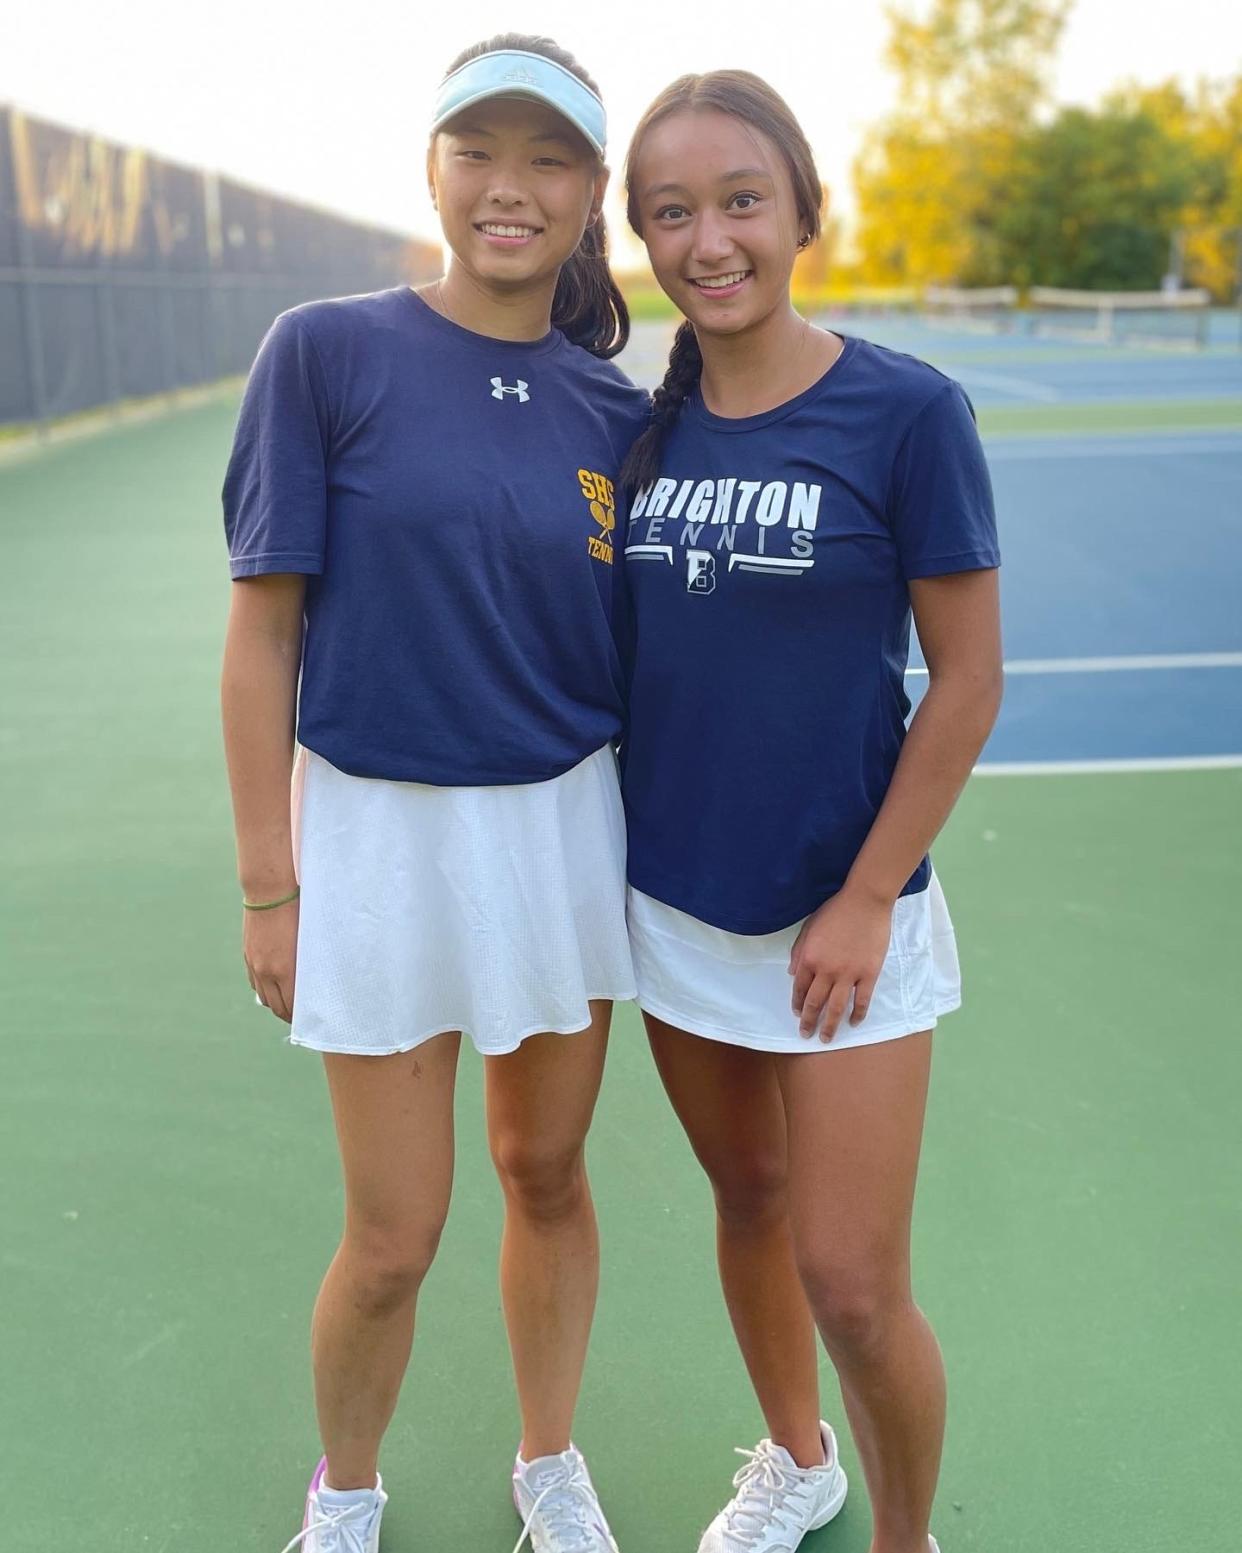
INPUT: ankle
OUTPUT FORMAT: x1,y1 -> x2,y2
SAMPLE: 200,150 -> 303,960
771,1427 -> 828,1469
519,1436 -> 573,1464
869,1534 -> 934,1553
322,1466 -> 380,1493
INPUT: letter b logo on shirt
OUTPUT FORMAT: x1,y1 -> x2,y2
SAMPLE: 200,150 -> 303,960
491,377 -> 530,403
687,550 -> 716,595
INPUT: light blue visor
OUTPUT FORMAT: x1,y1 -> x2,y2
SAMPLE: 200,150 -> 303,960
431,49 -> 606,158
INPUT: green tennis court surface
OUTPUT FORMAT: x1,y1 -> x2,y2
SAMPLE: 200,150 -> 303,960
2,325 -> 1239,1550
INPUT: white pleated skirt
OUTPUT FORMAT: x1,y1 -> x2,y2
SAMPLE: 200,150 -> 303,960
627,872 -> 961,1054
288,744 -> 636,1057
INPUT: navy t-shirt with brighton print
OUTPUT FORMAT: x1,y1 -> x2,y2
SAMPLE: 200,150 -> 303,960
620,334 -> 1000,935
223,287 -> 648,785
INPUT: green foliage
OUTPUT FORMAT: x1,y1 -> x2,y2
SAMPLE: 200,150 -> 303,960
1112,77 -> 1242,297
883,0 -> 1071,130
995,105 -> 1197,289
855,0 -> 1069,285
854,0 -> 1242,297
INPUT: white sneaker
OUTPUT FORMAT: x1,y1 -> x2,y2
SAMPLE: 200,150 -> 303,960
511,1443 -> 620,1553
280,1457 -> 387,1553
698,1422 -> 848,1553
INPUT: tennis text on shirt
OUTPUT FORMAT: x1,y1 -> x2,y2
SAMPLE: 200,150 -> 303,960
578,468 -> 618,565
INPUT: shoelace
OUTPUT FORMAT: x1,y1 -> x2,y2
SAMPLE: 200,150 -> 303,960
511,1458 -> 606,1553
721,1440 -> 809,1544
278,1498 -> 374,1553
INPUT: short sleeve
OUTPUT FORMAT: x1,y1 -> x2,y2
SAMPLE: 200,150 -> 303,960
887,381 -> 1001,579
222,312 -> 330,579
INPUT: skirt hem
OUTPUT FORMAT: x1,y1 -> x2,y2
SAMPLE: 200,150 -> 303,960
634,993 -> 960,1054
287,988 -> 638,1059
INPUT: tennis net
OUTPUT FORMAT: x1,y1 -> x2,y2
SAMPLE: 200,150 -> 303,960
1027,287 -> 1212,349
922,286 -> 1020,334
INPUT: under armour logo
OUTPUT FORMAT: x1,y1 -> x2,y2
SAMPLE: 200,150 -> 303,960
491,377 -> 530,402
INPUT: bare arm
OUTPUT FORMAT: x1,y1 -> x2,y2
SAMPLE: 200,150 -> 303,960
221,573 -> 306,1021
791,568 -> 1003,1039
845,567 -> 1003,904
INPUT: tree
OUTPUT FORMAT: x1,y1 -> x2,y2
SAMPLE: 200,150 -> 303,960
1114,77 -> 1242,300
884,0 -> 1070,129
993,104 -> 1197,289
854,0 -> 1070,285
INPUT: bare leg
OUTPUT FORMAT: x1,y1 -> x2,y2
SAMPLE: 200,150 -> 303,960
645,1015 -> 824,1468
777,1032 -> 942,1553
311,1033 -> 461,1489
485,1002 -> 611,1460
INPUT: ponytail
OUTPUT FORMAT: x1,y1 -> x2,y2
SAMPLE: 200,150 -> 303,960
620,322 -> 702,492
553,216 -> 630,359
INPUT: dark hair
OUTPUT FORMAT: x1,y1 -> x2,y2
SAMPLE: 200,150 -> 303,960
439,34 -> 630,359
619,71 -> 824,491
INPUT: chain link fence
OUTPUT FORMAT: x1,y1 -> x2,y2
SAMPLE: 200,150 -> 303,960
0,105 -> 440,428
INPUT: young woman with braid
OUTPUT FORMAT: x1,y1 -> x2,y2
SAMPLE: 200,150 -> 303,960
618,73 -> 1002,1553
222,34 -> 646,1553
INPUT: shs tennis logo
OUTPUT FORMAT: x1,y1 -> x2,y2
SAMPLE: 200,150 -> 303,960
578,468 -> 616,566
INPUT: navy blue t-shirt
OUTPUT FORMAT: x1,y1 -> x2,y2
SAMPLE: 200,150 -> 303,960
223,287 -> 649,784
621,335 -> 1000,934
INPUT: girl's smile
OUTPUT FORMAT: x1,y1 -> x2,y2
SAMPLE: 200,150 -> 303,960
687,269 -> 753,297
429,98 -> 605,295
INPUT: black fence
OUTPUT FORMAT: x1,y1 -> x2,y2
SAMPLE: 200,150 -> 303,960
0,106 -> 440,427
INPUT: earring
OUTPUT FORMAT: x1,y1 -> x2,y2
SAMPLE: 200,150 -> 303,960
797,233 -> 811,250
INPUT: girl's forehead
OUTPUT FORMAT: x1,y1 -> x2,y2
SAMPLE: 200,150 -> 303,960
635,109 -> 781,189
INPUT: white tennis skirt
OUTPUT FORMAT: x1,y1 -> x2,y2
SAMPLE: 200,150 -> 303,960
288,744 -> 636,1057
627,872 -> 961,1055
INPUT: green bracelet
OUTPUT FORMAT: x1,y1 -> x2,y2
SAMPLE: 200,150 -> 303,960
242,886 -> 301,912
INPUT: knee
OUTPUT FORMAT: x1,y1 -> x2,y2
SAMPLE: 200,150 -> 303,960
342,1219 -> 445,1315
491,1133 -> 587,1223
796,1252 -> 907,1362
707,1150 -> 789,1233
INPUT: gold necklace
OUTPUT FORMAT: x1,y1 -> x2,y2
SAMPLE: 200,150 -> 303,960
419,280 -> 451,322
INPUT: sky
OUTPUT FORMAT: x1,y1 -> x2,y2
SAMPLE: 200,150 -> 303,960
3,0 -> 1240,268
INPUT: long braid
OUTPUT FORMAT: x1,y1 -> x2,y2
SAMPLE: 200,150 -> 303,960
620,322 -> 702,493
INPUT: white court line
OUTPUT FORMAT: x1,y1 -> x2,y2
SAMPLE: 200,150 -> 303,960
907,652 -> 1242,678
975,755 -> 1242,775
983,435 -> 1242,459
